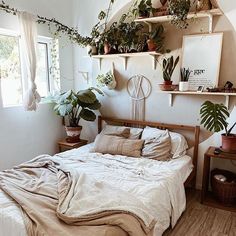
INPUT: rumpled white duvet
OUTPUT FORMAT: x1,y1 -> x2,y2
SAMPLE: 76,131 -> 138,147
0,143 -> 193,236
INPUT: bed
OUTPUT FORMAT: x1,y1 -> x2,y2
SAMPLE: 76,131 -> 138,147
0,116 -> 200,236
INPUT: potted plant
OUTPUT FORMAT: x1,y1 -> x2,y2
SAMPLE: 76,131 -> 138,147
53,88 -> 102,143
133,0 -> 154,18
96,70 -> 117,90
179,67 -> 191,91
167,0 -> 193,29
146,25 -> 165,52
200,101 -> 236,153
159,55 -> 179,90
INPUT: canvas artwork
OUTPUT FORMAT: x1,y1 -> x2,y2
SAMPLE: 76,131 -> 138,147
181,33 -> 223,91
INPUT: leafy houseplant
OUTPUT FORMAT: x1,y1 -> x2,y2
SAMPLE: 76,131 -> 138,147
167,0 -> 194,29
54,88 -> 102,142
146,25 -> 165,52
179,67 -> 191,91
134,0 -> 154,18
200,101 -> 236,152
96,71 -> 117,90
162,55 -> 180,84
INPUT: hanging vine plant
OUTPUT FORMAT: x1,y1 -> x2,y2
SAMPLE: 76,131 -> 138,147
167,0 -> 197,29
0,0 -> 93,47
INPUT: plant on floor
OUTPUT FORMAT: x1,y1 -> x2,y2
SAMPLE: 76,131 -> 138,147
53,88 -> 102,142
200,101 -> 236,152
162,55 -> 180,83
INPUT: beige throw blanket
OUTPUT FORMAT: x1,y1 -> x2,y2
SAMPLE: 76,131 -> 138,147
0,155 -> 155,236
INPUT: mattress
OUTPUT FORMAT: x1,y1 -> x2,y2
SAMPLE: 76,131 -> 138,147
0,143 -> 193,236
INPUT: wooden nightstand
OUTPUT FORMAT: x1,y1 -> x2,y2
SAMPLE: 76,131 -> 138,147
57,139 -> 88,152
201,146 -> 236,211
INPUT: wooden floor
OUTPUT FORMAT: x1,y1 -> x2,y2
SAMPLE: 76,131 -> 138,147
164,189 -> 236,236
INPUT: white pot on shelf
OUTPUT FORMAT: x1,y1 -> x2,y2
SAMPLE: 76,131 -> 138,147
179,81 -> 189,92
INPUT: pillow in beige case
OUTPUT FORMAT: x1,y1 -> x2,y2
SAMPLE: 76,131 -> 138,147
101,125 -> 130,138
93,134 -> 144,157
101,125 -> 143,139
142,130 -> 171,161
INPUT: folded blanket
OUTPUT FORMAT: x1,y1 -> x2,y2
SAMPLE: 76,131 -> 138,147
0,155 -> 155,236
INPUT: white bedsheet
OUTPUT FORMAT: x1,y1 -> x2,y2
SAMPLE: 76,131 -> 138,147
0,143 -> 193,236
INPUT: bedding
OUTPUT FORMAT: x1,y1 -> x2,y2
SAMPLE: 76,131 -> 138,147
141,127 -> 188,159
0,143 -> 193,236
101,124 -> 143,139
142,130 -> 171,161
93,134 -> 144,157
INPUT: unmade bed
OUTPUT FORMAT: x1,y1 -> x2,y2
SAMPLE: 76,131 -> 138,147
0,116 -> 200,236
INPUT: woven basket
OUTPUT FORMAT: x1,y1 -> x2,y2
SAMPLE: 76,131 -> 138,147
211,169 -> 236,205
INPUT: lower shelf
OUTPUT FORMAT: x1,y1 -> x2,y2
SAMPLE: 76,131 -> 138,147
202,191 -> 236,212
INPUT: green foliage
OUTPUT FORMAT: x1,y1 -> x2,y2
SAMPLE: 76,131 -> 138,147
168,0 -> 193,29
180,67 -> 191,82
53,88 -> 102,127
162,55 -> 180,81
200,101 -> 236,135
133,0 -> 154,17
96,71 -> 114,87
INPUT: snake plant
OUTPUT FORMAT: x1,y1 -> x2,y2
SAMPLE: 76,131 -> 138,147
162,55 -> 180,81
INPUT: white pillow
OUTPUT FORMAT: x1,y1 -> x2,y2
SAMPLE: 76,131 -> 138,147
141,126 -> 188,159
101,124 -> 143,140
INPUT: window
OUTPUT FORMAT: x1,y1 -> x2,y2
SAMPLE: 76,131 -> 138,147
0,34 -> 23,107
0,30 -> 60,107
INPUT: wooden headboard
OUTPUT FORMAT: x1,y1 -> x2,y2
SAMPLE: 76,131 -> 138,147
98,116 -> 200,188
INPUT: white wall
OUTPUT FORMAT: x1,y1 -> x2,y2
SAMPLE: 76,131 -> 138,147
72,0 -> 236,188
0,0 -> 74,170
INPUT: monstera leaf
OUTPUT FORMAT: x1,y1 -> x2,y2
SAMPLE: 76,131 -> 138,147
200,101 -> 229,133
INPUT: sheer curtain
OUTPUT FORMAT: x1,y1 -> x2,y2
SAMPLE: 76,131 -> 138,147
18,11 -> 41,111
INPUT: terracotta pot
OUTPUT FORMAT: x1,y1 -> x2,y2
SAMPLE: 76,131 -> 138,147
87,45 -> 97,56
163,80 -> 173,85
147,39 -> 157,51
104,42 -> 111,55
210,0 -> 219,8
196,0 -> 211,11
221,134 -> 236,153
65,126 -> 82,143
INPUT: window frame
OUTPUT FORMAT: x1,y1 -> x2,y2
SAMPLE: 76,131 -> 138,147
0,29 -> 58,107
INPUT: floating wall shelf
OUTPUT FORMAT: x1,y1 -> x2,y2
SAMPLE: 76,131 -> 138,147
158,91 -> 236,109
91,52 -> 162,70
134,8 -> 223,33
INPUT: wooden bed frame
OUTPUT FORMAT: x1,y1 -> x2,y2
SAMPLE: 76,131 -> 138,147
98,116 -> 200,188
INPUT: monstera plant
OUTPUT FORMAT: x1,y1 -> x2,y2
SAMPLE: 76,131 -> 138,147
200,101 -> 236,152
54,88 -> 102,142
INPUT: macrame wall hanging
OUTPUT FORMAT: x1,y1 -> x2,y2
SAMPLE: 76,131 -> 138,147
127,75 -> 151,121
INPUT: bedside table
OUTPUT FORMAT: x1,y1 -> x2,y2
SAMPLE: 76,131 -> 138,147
58,139 -> 88,152
201,146 -> 236,212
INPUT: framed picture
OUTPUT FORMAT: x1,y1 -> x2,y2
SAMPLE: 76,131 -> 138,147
181,33 -> 223,91
197,86 -> 204,92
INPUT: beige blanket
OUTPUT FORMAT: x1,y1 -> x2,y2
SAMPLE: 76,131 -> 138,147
0,155 -> 155,236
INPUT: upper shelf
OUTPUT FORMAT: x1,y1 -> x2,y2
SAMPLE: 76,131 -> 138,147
91,51 -> 162,70
134,8 -> 223,24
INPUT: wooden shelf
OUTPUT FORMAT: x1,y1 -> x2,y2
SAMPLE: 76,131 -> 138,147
134,8 -> 223,33
157,91 -> 236,108
91,51 -> 162,70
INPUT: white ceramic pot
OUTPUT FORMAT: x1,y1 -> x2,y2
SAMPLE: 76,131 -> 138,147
179,81 -> 189,92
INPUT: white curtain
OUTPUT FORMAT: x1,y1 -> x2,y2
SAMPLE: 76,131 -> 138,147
18,11 -> 41,111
